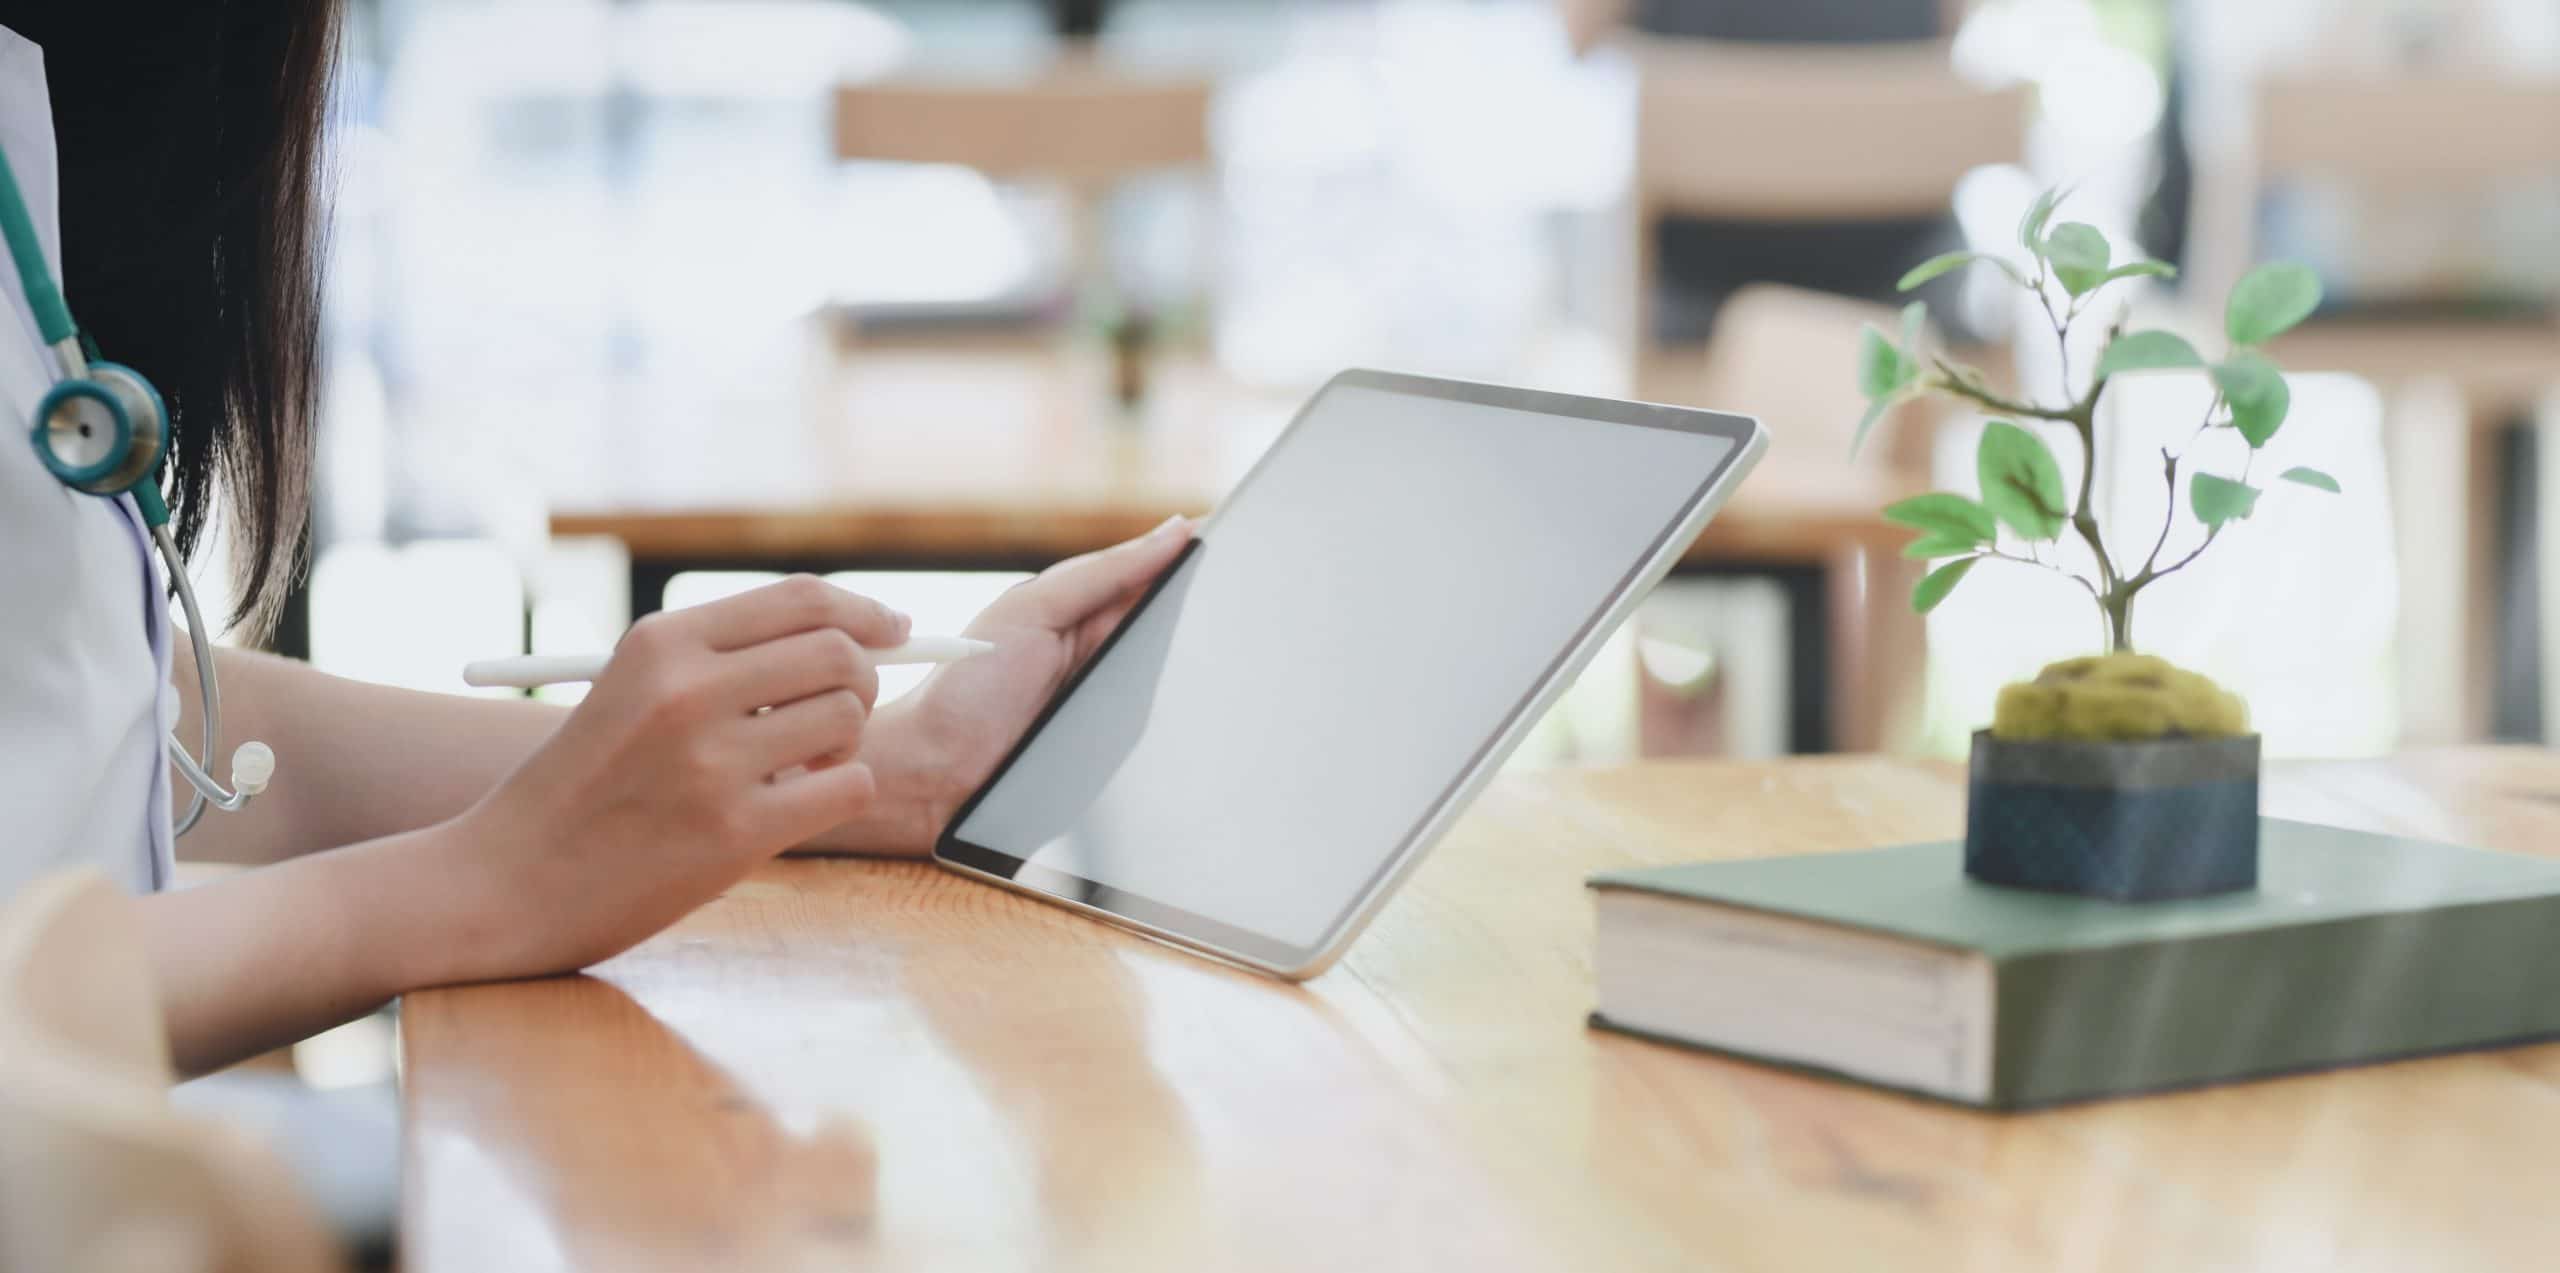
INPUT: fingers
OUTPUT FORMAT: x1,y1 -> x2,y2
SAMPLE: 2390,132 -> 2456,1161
716,628 -> 880,713
669,575 -> 911,653
1071,591 -> 1150,659
740,688 -> 870,776
992,515 -> 1192,630
753,759 -> 879,847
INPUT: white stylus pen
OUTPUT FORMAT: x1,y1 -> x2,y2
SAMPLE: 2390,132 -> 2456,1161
461,635 -> 997,690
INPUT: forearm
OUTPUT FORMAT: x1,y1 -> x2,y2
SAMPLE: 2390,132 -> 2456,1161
143,825 -> 500,1076
173,644 -> 565,865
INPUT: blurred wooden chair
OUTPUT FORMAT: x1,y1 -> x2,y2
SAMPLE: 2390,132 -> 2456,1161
2233,73 -> 2560,401
2191,72 -> 2560,742
0,871 -> 337,1273
1627,36 -> 2028,353
1637,284 -> 1947,753
1617,41 -> 2020,756
832,66 -> 1212,186
830,56 -> 1216,342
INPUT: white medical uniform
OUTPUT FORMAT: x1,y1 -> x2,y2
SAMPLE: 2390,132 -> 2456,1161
0,24 -> 177,899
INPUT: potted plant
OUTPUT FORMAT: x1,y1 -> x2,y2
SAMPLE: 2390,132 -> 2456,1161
1854,187 -> 2338,901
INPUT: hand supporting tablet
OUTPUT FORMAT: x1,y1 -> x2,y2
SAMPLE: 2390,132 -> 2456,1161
937,370 -> 1766,978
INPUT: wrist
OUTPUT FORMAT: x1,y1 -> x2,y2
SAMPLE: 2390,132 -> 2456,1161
822,698 -> 959,856
345,817 -> 530,988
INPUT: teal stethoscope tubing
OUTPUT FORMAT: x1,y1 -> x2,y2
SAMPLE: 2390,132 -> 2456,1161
0,146 -> 254,837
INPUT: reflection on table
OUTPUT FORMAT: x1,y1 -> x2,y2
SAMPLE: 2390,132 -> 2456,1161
400,745 -> 2560,1272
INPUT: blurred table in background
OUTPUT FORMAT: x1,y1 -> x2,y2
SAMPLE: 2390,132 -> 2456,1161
549,331 -> 1923,752
296,0 -> 1965,754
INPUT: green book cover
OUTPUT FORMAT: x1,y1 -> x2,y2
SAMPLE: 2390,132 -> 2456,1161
1587,818 -> 2560,1108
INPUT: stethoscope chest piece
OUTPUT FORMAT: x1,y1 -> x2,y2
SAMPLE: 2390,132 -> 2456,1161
33,360 -> 165,497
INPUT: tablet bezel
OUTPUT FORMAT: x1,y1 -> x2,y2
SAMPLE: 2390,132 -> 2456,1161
933,368 -> 1768,979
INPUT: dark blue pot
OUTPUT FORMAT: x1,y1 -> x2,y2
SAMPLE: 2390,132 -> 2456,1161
1964,731 -> 2260,901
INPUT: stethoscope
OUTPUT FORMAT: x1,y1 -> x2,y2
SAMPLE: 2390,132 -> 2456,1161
0,149 -> 271,838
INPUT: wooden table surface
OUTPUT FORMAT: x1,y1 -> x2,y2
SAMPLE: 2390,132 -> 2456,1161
547,339 -> 1916,569
400,745 -> 2560,1271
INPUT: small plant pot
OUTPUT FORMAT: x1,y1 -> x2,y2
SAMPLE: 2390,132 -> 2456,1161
1964,730 -> 2260,901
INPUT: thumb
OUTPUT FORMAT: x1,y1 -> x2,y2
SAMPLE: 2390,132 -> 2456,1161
996,516 -> 1193,630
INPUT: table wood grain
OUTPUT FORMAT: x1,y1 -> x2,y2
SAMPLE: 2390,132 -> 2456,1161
402,747 -> 2560,1271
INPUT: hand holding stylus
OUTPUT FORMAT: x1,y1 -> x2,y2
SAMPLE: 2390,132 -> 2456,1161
432,575 -> 916,982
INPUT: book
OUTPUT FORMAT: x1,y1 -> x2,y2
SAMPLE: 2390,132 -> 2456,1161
1587,818 -> 2560,1109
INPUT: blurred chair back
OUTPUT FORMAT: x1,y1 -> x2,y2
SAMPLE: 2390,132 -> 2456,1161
1647,283 -> 1942,753
2208,72 -> 2560,744
2258,72 -> 2560,191
830,61 -> 1216,339
2202,71 -> 2560,391
1689,283 -> 1940,473
832,66 -> 1212,187
1628,38 -> 2025,349
1632,38 -> 2025,221
0,871 -> 337,1273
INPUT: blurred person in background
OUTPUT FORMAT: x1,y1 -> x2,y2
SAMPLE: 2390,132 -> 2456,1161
0,2 -> 1190,1075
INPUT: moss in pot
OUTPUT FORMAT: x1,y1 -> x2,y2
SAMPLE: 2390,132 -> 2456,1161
1855,188 -> 2341,902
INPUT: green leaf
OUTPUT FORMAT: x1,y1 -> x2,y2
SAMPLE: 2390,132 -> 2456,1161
2210,351 -> 2280,405
1912,557 -> 1977,614
2213,351 -> 2291,448
1896,252 -> 2032,292
1882,492 -> 1998,543
2093,330 -> 2205,380
1976,421 -> 2069,541
2190,472 -> 2261,526
1901,535 -> 1982,560
2226,261 -> 2323,345
1897,251 -> 1978,292
2228,376 -> 2290,448
2100,260 -> 2177,285
2043,222 -> 2112,295
1854,304 -> 1932,457
1850,395 -> 1893,458
2017,186 -> 2066,256
2279,466 -> 2341,494
1858,324 -> 1905,399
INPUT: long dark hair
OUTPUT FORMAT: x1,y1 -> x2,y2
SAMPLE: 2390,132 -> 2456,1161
7,1 -> 338,640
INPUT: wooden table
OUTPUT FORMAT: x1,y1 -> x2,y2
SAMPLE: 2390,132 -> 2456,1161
549,337 -> 1921,751
399,746 -> 2560,1271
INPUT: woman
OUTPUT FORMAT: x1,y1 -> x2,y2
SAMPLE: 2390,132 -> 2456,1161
0,5 -> 1190,1075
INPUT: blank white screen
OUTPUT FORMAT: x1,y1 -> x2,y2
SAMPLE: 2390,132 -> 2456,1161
951,381 -> 1740,949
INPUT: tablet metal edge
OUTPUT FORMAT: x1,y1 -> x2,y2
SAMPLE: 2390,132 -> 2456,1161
935,370 -> 1771,981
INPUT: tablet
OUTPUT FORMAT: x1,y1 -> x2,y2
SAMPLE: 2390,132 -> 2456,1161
936,370 -> 1766,978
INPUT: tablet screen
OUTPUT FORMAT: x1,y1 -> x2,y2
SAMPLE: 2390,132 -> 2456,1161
942,372 -> 1751,965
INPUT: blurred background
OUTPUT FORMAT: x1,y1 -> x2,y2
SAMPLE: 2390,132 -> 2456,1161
217,0 -> 2560,783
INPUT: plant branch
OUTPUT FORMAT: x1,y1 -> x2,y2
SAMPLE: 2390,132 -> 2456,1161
2147,526 -> 2221,582
2063,406 -> 2115,603
2137,393 -> 2224,579
1978,546 -> 2110,648
1977,547 -> 2101,601
1925,345 -> 2121,641
2139,447 -> 2180,578
1928,359 -> 2080,423
2039,285 -> 2074,388
2174,393 -> 2227,460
